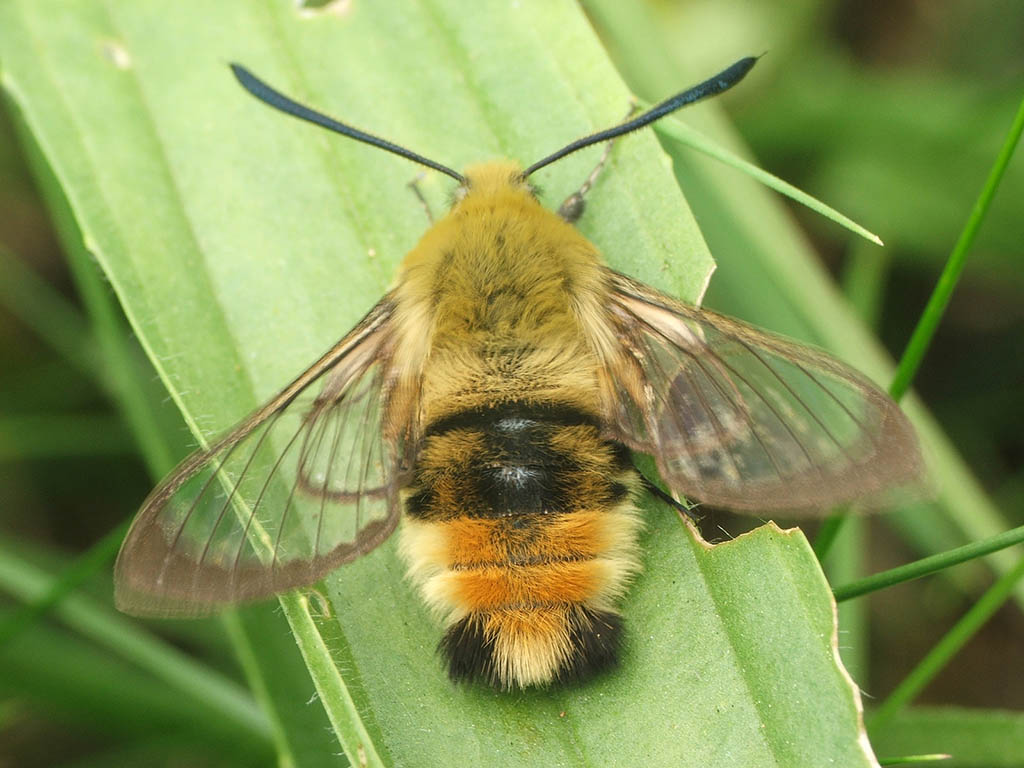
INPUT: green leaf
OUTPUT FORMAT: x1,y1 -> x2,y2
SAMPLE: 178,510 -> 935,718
833,523 -> 1024,602
0,1 -> 881,764
879,756 -> 952,766
887,94 -> 1024,403
652,115 -> 885,246
224,603 -> 342,766
868,555 -> 1024,730
870,707 -> 1024,768
738,51 -> 1024,290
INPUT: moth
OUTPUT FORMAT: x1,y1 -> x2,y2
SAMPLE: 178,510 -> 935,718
115,57 -> 923,689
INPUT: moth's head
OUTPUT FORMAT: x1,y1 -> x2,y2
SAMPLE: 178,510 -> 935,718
451,161 -> 537,207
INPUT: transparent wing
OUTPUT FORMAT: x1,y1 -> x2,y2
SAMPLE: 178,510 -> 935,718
115,297 -> 414,617
601,272 -> 923,513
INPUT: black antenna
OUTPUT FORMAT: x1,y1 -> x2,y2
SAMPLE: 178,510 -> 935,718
523,56 -> 758,178
230,64 -> 466,184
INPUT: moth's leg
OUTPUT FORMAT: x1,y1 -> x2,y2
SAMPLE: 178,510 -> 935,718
408,173 -> 435,225
558,103 -> 640,223
633,460 -> 702,523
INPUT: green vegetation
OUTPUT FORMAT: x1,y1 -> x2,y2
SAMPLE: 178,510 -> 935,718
1,1 -> 1020,765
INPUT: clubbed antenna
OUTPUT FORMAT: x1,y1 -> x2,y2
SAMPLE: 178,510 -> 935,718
230,64 -> 466,184
523,56 -> 758,178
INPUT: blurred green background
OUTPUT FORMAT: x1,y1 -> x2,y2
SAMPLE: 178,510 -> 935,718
1,0 -> 1021,765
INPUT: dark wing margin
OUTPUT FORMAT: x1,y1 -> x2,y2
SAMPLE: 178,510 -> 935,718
600,271 -> 924,513
115,297 -> 413,617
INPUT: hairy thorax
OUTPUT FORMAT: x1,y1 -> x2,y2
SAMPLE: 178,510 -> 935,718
394,180 -> 611,423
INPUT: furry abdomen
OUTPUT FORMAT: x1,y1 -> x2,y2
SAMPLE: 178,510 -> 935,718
392,166 -> 640,688
399,402 -> 642,689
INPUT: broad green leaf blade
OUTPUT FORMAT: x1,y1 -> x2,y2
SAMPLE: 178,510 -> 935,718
0,1 -> 878,764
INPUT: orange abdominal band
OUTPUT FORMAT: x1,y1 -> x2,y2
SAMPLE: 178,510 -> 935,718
439,510 -> 617,569
445,559 -> 611,611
